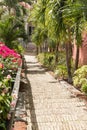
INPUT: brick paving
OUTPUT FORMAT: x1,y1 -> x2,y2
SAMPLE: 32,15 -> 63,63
13,121 -> 27,130
24,54 -> 87,130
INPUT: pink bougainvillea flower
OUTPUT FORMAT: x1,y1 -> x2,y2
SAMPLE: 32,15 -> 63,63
7,74 -> 12,79
0,43 -> 21,58
10,101 -> 16,108
0,42 -> 22,67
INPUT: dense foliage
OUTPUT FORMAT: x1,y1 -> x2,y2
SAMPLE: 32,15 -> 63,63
0,0 -> 30,129
30,0 -> 87,85
73,65 -> 87,94
0,42 -> 22,129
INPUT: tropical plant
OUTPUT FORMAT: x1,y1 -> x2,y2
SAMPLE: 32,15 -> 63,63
47,0 -> 74,83
0,61 -> 12,130
37,52 -> 55,69
30,0 -> 49,53
63,0 -> 84,70
30,0 -> 87,84
81,84 -> 87,94
55,65 -> 67,80
0,43 -> 22,129
32,27 -> 45,54
0,0 -> 24,16
73,65 -> 87,93
0,16 -> 27,49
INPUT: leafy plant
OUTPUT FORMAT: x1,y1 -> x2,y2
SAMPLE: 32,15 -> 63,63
0,16 -> 27,49
0,64 -> 12,130
81,83 -> 87,94
37,53 -> 55,70
0,44 -> 22,129
73,65 -> 87,93
11,41 -> 24,54
55,65 -> 67,80
43,53 -> 54,66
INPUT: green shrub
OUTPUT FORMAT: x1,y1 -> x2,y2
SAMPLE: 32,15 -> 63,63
14,44 -> 24,54
81,84 -> 87,94
58,52 -> 66,65
44,53 -> 54,65
37,53 -> 55,70
11,41 -> 24,54
37,53 -> 44,64
73,65 -> 87,93
55,65 -> 67,79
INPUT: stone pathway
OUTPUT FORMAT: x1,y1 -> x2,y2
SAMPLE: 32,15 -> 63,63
24,54 -> 87,130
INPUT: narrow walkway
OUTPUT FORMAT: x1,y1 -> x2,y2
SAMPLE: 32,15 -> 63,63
25,54 -> 87,130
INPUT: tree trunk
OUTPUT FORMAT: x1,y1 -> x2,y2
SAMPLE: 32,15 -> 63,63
75,45 -> 79,70
36,46 -> 39,55
55,43 -> 59,65
65,42 -> 72,83
39,45 -> 42,53
43,42 -> 46,52
43,39 -> 48,52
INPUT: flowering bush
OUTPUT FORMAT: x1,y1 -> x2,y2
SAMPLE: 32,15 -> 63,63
0,42 -> 22,67
0,63 -> 12,130
0,42 -> 20,58
0,42 -> 22,129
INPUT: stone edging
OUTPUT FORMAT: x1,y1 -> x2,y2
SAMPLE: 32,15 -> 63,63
7,66 -> 22,130
48,71 -> 87,103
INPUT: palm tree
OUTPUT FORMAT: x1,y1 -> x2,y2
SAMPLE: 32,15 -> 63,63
30,0 -> 49,52
51,0 -> 86,82
30,0 -> 87,82
47,0 -> 73,83
46,0 -> 63,64
74,17 -> 82,70
32,27 -> 43,54
62,0 -> 85,70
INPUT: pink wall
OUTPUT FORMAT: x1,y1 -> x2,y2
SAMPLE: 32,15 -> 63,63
73,31 -> 87,65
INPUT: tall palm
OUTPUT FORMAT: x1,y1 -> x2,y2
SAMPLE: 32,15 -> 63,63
47,0 -> 73,83
74,17 -> 82,70
53,0 -> 85,81
32,26 -> 44,54
63,0 -> 85,70
30,0 -> 49,52
46,0 -> 65,64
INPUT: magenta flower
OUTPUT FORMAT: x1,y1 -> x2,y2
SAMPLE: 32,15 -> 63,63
0,43 -> 21,58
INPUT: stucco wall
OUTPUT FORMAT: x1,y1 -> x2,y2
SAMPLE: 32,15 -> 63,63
73,31 -> 87,65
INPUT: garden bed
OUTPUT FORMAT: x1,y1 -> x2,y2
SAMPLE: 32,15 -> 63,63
0,42 -> 23,130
